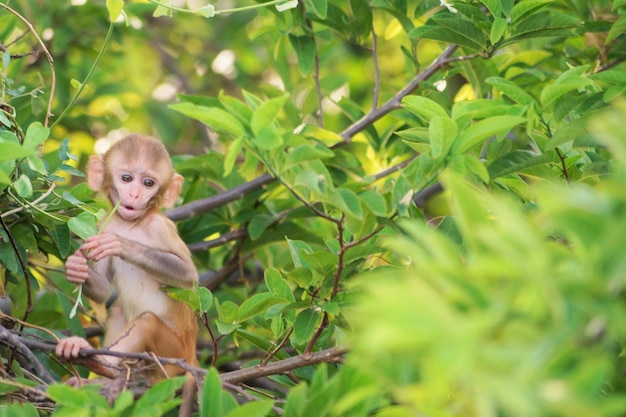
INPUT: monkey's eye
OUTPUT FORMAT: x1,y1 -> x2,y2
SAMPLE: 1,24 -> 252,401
144,178 -> 156,188
121,174 -> 133,183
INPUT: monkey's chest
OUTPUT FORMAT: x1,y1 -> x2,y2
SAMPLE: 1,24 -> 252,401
112,265 -> 171,321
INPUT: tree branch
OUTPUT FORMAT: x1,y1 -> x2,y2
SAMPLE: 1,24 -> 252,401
165,45 -> 460,222
220,346 -> 348,384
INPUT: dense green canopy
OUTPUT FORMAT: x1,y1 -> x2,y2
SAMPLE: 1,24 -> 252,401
2,0 -> 626,416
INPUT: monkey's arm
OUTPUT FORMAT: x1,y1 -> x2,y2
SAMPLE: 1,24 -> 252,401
81,232 -> 197,288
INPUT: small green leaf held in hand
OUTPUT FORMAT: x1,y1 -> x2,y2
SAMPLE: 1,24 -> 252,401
69,200 -> 121,319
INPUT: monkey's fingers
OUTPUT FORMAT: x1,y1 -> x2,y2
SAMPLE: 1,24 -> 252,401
83,235 -> 125,261
56,337 -> 91,359
65,257 -> 90,284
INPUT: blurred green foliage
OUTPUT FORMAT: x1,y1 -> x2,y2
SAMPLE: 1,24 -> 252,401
1,0 -> 626,415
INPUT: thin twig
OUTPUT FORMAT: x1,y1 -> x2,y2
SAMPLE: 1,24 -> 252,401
1,182 -> 56,218
371,27 -> 380,112
0,2 -> 56,126
261,327 -> 293,366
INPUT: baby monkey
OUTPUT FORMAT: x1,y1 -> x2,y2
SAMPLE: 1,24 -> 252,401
57,134 -> 198,413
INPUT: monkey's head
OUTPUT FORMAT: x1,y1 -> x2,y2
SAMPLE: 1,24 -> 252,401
87,134 -> 183,222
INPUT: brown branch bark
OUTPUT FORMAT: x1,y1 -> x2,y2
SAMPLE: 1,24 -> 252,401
220,346 -> 348,384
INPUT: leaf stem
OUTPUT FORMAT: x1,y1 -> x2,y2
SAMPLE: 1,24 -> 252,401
69,200 -> 121,318
146,0 -> 294,15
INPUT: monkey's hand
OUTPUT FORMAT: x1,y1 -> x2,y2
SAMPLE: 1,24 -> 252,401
65,251 -> 89,284
55,336 -> 92,359
81,232 -> 125,262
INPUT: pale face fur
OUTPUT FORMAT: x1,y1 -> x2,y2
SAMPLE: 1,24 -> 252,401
108,155 -> 168,222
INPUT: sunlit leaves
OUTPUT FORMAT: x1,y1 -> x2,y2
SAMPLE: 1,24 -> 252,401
452,115 -> 526,154
486,77 -> 535,105
105,0 -> 124,22
401,96 -> 448,121
276,1 -> 299,12
170,102 -> 245,137
194,5 -> 216,18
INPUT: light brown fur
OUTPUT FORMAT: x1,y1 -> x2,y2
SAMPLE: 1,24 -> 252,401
57,134 -> 198,413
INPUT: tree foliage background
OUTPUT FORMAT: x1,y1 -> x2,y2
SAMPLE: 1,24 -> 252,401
2,0 -> 626,416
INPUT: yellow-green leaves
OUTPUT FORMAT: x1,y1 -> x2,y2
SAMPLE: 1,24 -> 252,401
251,94 -> 289,150
170,102 -> 245,137
106,0 -> 124,21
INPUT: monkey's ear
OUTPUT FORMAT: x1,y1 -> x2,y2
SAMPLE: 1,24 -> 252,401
163,173 -> 183,209
87,155 -> 105,191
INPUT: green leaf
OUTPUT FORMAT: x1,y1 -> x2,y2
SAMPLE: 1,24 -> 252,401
198,285 -> 213,312
218,300 -> 239,324
298,125 -> 344,146
540,78 -> 595,108
223,135 -> 244,177
487,150 -> 552,179
265,268 -> 296,302
304,0 -> 328,19
113,390 -> 135,412
251,125 -> 284,150
106,0 -> 124,21
460,154 -> 490,183
0,143 -> 35,161
134,377 -> 185,417
27,156 -> 47,175
507,11 -> 579,44
294,308 -> 322,345
50,223 -> 71,259
490,17 -> 508,44
510,0 -> 551,23
238,293 -> 288,322
195,5 -> 216,17
481,0 -> 502,17
47,384 -> 110,409
277,1 -> 299,12
289,34 -> 316,76
402,96 -> 448,122
23,122 -> 50,150
283,384 -> 308,417
359,190 -> 388,217
287,238 -> 314,269
226,400 -> 274,417
165,287 -> 200,311
13,174 -> 33,198
453,115 -> 526,154
429,116 -> 457,159
285,144 -> 335,169
202,368 -> 223,416
486,77 -> 535,105
67,211 -> 97,240
248,213 -> 276,240
170,102 -> 245,137
335,188 -> 363,219
251,94 -> 289,137
294,169 -> 325,196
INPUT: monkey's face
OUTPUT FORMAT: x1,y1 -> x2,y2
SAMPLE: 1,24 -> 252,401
109,160 -> 166,222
